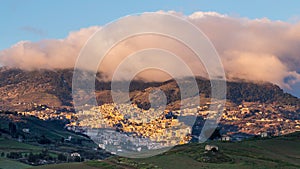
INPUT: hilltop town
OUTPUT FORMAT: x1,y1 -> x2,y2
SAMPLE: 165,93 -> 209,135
12,99 -> 299,155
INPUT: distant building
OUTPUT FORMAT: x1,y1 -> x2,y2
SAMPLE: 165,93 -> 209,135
99,143 -> 105,149
261,132 -> 268,138
70,152 -> 81,157
205,145 -> 219,152
65,136 -> 72,142
22,128 -> 30,133
18,136 -> 23,142
221,135 -> 231,141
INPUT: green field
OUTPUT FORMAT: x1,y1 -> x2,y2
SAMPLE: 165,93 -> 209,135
0,132 -> 299,169
0,137 -> 41,169
26,160 -> 137,169
132,134 -> 300,169
0,137 -> 41,152
0,158 -> 30,169
26,163 -> 100,169
0,115 -> 91,145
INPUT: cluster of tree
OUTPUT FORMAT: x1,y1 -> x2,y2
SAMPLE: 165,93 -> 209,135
37,135 -> 52,144
5,150 -> 84,164
57,153 -> 67,161
6,152 -> 22,159
57,153 -> 84,162
0,121 -> 25,139
27,150 -> 54,163
8,122 -> 18,138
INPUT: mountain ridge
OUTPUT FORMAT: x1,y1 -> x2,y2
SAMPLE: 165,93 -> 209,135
0,67 -> 299,111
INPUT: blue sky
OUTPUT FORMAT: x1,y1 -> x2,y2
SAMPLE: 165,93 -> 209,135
1,0 -> 300,50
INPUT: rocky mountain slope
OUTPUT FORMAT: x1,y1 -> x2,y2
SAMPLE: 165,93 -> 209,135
0,67 -> 299,111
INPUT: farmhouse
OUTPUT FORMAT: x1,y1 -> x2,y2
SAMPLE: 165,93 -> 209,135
205,145 -> 219,152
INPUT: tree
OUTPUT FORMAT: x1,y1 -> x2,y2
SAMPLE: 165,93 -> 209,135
74,156 -> 81,162
41,149 -> 49,156
38,135 -> 51,144
58,153 -> 67,161
28,152 -> 37,163
209,127 -> 222,140
8,122 -> 17,137
7,152 -> 22,159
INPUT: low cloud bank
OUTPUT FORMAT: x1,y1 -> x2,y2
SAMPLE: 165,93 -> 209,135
1,11 -> 300,89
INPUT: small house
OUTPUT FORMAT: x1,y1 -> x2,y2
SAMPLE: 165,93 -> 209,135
205,145 -> 219,152
221,135 -> 231,141
65,136 -> 72,142
261,132 -> 268,138
70,152 -> 81,157
22,128 -> 30,133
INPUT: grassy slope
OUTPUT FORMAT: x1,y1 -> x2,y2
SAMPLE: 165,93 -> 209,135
26,160 -> 137,169
2,132 -> 299,169
0,136 -> 41,152
0,116 -> 94,148
0,132 -> 300,169
0,137 -> 40,169
26,163 -> 99,169
134,133 -> 300,169
0,158 -> 30,169
18,117 -> 88,141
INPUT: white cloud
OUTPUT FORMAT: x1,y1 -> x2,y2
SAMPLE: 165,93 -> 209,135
1,11 -> 300,89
